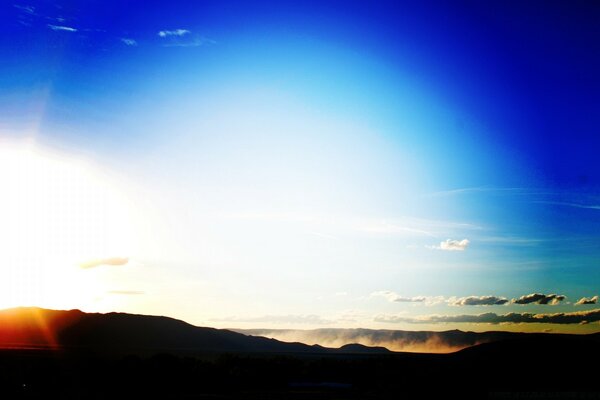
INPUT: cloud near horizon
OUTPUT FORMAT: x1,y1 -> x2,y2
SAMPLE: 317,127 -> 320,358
575,296 -> 599,305
450,295 -> 509,306
374,308 -> 600,325
511,293 -> 566,305
80,257 -> 129,269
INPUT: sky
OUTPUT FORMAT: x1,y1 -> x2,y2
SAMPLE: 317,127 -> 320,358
1,0 -> 599,334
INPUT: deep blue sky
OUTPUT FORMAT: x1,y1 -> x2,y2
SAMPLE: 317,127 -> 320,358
1,1 -> 599,332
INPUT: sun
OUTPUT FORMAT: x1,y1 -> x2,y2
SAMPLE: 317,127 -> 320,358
0,140 -> 134,310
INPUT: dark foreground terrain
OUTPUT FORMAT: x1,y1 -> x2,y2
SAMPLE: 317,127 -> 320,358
0,308 -> 598,399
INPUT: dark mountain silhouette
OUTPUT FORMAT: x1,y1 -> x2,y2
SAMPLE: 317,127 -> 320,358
0,307 -> 388,354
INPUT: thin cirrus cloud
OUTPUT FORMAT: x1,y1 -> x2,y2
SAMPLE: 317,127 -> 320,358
450,296 -> 509,306
79,257 -> 129,269
429,238 -> 470,251
14,4 -> 36,14
511,293 -> 566,305
371,291 -> 444,305
47,24 -> 77,32
575,296 -> 599,305
375,308 -> 600,325
211,314 -> 333,325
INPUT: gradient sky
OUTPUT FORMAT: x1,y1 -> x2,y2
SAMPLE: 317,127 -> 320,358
1,0 -> 599,333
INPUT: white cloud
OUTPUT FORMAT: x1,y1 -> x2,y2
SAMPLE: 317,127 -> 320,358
429,238 -> 470,251
158,29 -> 190,37
47,24 -> 77,32
120,38 -> 137,46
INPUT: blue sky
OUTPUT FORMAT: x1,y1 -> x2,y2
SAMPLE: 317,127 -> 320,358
1,0 -> 599,332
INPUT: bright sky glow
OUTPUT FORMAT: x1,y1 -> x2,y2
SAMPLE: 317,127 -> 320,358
1,1 -> 599,333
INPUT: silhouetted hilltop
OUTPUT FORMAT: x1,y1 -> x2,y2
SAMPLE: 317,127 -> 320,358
338,343 -> 391,354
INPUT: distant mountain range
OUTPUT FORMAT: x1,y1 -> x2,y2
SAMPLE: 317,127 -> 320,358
234,327 -> 525,353
1,307 -> 598,357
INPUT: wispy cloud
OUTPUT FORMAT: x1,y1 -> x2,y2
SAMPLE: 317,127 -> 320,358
372,291 -> 426,303
535,201 -> 600,211
450,296 -> 509,306
511,293 -> 566,305
375,308 -> 600,325
47,24 -> 77,32
575,296 -> 599,305
120,38 -> 137,46
158,29 -> 190,37
108,290 -> 144,295
477,236 -> 543,246
80,257 -> 129,269
428,186 -> 526,197
157,28 -> 216,48
14,4 -> 36,14
371,291 -> 444,306
428,238 -> 470,251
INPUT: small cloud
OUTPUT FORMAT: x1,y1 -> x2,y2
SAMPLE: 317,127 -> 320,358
108,290 -> 144,295
120,38 -> 137,46
429,238 -> 470,251
158,29 -> 190,37
575,296 -> 599,305
80,257 -> 129,269
450,295 -> 509,306
511,293 -> 566,305
47,24 -> 77,32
